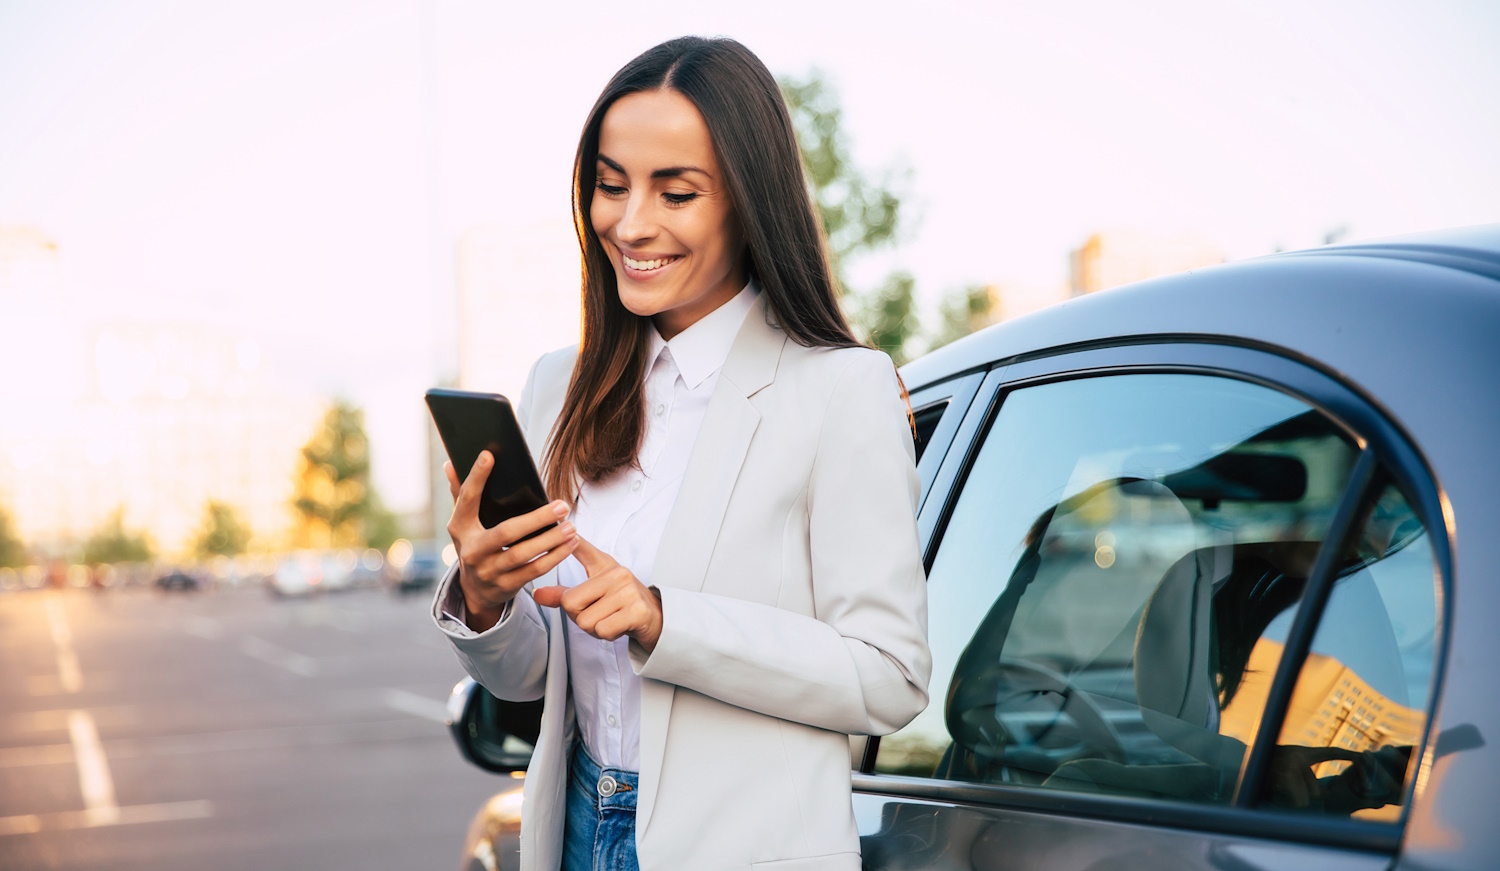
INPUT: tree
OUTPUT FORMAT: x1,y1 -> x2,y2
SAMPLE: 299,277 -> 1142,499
930,284 -> 1001,351
780,71 -> 920,363
0,505 -> 26,569
291,401 -> 400,549
82,507 -> 153,565
193,500 -> 252,559
859,271 -> 921,361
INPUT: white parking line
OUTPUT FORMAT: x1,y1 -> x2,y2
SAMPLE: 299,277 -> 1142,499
239,636 -> 317,677
0,800 -> 214,836
382,689 -> 449,723
45,599 -> 81,693
68,710 -> 118,826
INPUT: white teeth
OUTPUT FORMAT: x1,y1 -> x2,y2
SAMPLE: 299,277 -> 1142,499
624,255 -> 674,271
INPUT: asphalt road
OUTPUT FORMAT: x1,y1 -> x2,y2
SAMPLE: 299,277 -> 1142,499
0,583 -> 509,870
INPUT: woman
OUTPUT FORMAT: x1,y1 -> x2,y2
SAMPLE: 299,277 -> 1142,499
433,36 -> 930,871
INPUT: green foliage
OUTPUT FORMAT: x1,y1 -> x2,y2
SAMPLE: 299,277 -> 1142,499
780,71 -> 919,363
0,505 -> 26,568
363,493 -> 402,552
82,507 -> 153,565
292,401 -> 400,549
858,271 -> 921,363
779,73 -> 904,271
931,284 -> 1000,351
193,500 -> 252,558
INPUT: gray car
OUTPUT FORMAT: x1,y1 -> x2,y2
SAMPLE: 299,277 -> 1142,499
447,224 -> 1500,871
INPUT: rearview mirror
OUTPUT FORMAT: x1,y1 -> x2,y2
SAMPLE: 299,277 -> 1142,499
446,678 -> 543,773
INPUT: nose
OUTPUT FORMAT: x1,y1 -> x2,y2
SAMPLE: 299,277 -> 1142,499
614,190 -> 656,246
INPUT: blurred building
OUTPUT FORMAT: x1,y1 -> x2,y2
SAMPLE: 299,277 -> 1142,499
992,279 -> 1071,322
1070,230 -> 1224,296
0,228 -> 323,556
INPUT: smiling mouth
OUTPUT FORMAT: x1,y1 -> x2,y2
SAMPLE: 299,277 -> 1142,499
622,254 -> 681,273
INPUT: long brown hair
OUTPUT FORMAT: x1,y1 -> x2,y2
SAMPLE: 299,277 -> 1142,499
545,36 -> 907,503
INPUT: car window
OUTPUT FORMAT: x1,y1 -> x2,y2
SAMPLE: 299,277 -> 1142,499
875,373 -> 1362,807
911,400 -> 948,464
1256,482 -> 1437,821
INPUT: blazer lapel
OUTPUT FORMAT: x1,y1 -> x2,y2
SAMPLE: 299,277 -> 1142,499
655,291 -> 786,594
636,291 -> 787,837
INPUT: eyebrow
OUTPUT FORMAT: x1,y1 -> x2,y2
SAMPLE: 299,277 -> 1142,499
597,153 -> 712,180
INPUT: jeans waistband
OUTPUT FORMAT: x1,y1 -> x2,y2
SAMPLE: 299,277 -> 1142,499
570,741 -> 639,812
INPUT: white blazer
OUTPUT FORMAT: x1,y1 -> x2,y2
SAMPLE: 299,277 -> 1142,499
434,292 -> 931,871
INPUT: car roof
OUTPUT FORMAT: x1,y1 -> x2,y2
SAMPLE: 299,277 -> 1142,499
900,224 -> 1500,463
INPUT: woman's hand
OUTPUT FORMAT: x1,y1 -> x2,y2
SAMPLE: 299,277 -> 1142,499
531,536 -> 664,652
444,451 -> 577,633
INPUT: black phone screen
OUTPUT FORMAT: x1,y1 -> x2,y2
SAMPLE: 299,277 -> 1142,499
424,388 -> 555,540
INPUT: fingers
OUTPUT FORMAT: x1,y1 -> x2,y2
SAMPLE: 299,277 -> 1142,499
578,586 -> 651,641
556,571 -> 619,615
571,533 -> 619,576
489,499 -> 571,548
476,520 -> 576,577
505,538 -> 578,585
531,568 -> 658,644
531,585 -> 564,608
531,571 -> 618,613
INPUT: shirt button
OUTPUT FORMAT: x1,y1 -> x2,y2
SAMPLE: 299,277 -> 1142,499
631,479 -> 642,492
607,714 -> 618,727
655,403 -> 666,416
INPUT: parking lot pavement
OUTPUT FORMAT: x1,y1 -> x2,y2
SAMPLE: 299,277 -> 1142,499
0,584 -> 506,871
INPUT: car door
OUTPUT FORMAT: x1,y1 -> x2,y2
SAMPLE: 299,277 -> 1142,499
853,343 -> 1447,870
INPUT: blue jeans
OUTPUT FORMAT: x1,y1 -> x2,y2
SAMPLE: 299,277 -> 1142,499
563,741 -> 639,871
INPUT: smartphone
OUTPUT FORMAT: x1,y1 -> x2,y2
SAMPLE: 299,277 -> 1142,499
425,388 -> 556,542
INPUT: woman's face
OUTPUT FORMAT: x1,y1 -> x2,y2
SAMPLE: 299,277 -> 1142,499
591,88 -> 746,341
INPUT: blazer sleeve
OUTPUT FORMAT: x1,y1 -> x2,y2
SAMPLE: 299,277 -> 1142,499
429,353 -> 552,702
631,351 -> 932,736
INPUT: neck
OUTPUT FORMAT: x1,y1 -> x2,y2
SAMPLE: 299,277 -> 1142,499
651,270 -> 747,341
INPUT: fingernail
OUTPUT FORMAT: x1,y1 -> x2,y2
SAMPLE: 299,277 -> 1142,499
560,521 -> 575,534
553,501 -> 569,519
477,452 -> 490,467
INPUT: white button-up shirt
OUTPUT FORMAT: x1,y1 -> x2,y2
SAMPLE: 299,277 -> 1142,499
443,281 -> 759,772
560,282 -> 758,770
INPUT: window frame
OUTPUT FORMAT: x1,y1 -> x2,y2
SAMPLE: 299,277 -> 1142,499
904,370 -> 986,511
856,339 -> 1453,854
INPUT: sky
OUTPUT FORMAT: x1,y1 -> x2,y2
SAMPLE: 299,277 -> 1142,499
1,0 -> 1497,516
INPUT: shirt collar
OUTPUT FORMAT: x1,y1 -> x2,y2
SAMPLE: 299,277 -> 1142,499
647,279 -> 760,390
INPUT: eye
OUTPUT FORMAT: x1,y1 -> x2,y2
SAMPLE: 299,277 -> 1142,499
595,180 -> 627,196
663,192 -> 697,205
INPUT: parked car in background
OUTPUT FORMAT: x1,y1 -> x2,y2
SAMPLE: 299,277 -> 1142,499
153,569 -> 200,592
266,551 -> 324,598
445,226 -> 1500,871
318,549 -> 358,593
386,540 -> 445,596
350,547 -> 387,588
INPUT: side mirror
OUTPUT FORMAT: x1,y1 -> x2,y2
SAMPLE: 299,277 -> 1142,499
446,678 -> 544,773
